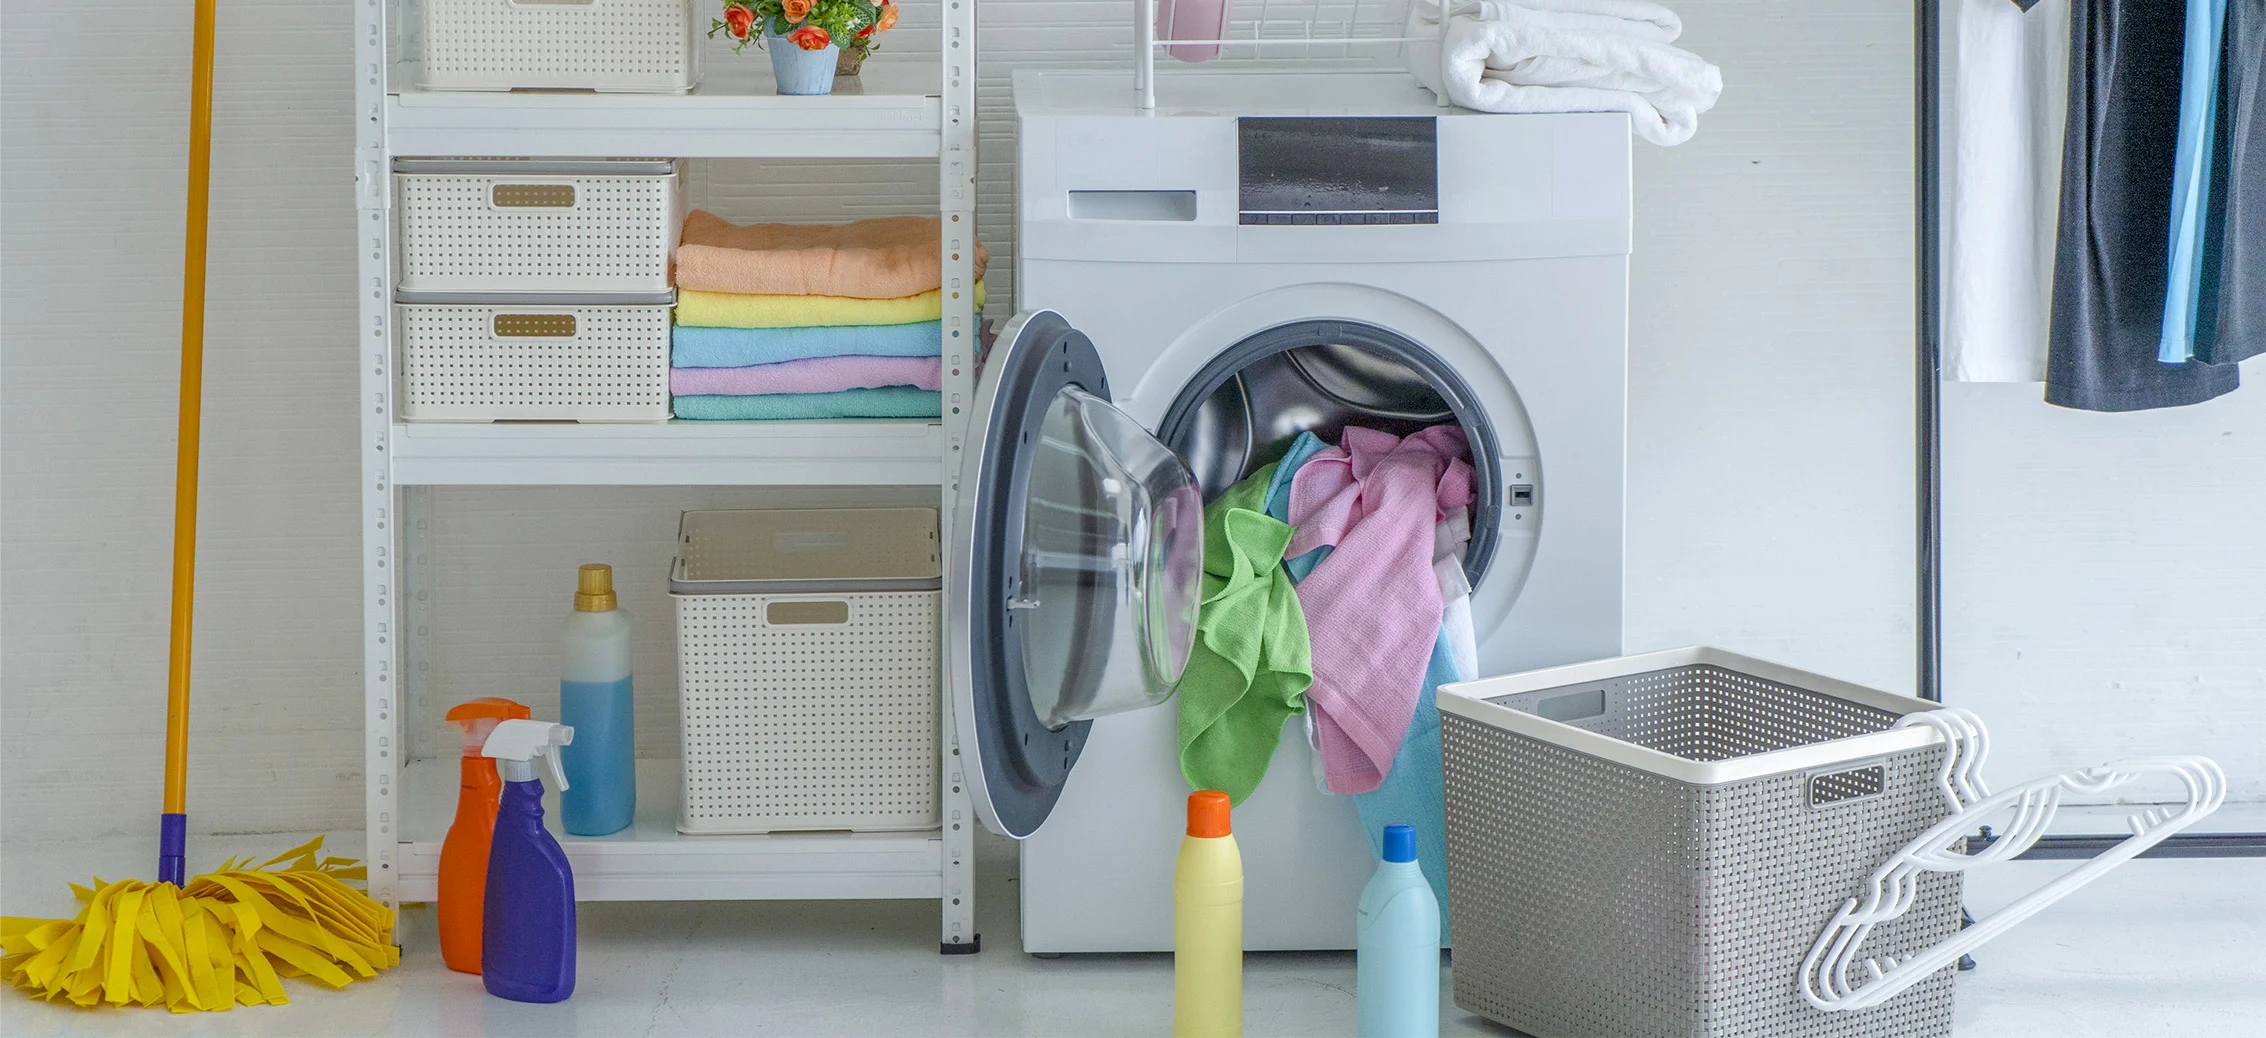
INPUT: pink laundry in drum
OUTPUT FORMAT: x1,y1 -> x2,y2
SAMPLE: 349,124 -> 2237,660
1287,425 -> 1474,795
1157,0 -> 1230,63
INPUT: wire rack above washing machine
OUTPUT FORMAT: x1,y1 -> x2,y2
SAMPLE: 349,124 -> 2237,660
1137,0 -> 1444,107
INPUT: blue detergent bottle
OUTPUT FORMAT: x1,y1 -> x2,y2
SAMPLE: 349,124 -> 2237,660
560,563 -> 634,836
479,719 -> 578,1004
1356,823 -> 1440,1038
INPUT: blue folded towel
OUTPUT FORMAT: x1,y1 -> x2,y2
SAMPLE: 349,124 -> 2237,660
672,387 -> 942,420
672,322 -> 943,368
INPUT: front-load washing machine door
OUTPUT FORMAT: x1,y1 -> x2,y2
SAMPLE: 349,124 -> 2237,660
951,310 -> 1207,839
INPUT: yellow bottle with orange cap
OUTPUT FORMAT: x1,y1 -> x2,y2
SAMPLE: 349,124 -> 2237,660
1175,790 -> 1244,1037
439,696 -> 531,974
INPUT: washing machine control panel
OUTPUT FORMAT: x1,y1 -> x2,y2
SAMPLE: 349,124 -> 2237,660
1237,117 -> 1439,226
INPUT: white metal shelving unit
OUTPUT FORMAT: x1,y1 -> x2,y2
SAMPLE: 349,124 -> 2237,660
355,1 -> 982,949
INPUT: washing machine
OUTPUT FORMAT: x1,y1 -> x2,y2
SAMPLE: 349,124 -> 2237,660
946,69 -> 1630,952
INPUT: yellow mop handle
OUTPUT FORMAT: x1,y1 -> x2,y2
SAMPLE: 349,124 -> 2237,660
162,0 -> 219,869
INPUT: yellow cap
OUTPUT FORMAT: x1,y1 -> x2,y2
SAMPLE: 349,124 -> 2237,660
575,563 -> 617,612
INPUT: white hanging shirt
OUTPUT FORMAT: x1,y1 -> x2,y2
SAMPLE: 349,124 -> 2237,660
1941,0 -> 2071,382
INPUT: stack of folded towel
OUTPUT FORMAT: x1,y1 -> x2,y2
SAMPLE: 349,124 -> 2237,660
670,212 -> 987,420
1404,0 -> 1723,146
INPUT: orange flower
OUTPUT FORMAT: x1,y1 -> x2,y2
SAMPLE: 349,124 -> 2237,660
873,1 -> 897,32
788,24 -> 831,49
722,3 -> 755,39
781,0 -> 812,21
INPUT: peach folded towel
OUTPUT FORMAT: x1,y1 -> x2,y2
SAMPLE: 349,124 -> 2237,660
674,212 -> 991,299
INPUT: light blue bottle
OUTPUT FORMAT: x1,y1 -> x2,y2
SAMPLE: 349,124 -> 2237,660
1356,823 -> 1440,1038
559,564 -> 635,836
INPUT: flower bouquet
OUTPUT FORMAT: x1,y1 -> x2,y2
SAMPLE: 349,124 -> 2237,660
711,0 -> 899,93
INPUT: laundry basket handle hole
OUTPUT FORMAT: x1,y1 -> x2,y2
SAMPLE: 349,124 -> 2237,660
1534,688 -> 1606,723
1808,765 -> 1886,807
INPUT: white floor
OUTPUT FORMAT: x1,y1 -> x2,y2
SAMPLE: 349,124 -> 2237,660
3,825 -> 2262,1037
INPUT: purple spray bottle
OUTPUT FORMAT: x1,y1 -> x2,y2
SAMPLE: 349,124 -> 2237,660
478,718 -> 578,1003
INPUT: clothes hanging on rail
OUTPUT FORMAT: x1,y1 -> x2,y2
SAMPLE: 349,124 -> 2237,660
2047,0 -> 2240,411
1941,0 -> 2070,382
2159,0 -> 2231,364
2196,0 -> 2266,365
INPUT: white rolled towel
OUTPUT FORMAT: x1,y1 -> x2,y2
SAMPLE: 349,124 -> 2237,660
1407,0 -> 1724,146
1460,0 -> 1683,41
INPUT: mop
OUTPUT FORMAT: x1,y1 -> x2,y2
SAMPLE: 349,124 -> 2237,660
1,0 -> 401,1010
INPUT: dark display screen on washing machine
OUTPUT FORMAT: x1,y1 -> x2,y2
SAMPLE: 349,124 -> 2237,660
1237,117 -> 1439,225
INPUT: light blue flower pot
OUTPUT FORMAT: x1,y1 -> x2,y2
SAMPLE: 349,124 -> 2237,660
768,34 -> 839,95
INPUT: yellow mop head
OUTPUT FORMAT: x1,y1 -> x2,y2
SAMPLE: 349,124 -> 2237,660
1,836 -> 399,1012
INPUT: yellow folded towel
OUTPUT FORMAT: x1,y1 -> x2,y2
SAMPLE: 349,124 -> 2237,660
675,283 -> 987,329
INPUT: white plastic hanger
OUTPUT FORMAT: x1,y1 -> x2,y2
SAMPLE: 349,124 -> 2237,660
1799,707 -> 2225,1012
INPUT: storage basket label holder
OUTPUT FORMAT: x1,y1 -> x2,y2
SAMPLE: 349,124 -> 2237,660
1799,707 -> 2226,1012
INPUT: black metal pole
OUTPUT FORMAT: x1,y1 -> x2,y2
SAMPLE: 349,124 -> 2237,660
1916,0 -> 1944,705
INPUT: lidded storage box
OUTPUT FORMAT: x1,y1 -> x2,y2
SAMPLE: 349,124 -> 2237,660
395,160 -> 684,297
397,302 -> 671,422
419,0 -> 701,93
672,508 -> 942,835
1436,647 -> 1963,1038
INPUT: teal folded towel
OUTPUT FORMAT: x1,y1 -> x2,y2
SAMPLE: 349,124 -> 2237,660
672,322 -> 942,368
672,388 -> 941,420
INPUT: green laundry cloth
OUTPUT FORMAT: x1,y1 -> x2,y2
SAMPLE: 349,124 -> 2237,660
1177,463 -> 1313,805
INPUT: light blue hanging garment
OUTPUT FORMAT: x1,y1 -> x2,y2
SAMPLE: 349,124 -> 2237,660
2161,0 -> 2231,363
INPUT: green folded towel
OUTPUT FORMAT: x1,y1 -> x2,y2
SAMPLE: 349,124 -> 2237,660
1177,462 -> 1314,805
672,387 -> 942,420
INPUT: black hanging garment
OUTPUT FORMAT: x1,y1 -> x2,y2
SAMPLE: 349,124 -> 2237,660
2048,0 -> 2241,411
2197,0 -> 2266,365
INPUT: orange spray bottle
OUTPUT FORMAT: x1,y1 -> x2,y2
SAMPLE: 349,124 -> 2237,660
439,696 -> 531,974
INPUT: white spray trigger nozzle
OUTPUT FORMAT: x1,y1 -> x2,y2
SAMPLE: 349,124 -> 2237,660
481,719 -> 576,791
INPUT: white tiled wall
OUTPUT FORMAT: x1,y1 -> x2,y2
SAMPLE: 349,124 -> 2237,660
3,0 -> 2258,844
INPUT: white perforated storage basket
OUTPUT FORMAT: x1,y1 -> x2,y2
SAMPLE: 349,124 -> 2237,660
395,160 -> 684,297
672,509 -> 943,835
1436,647 -> 1963,1038
398,303 -> 671,422
420,0 -> 701,92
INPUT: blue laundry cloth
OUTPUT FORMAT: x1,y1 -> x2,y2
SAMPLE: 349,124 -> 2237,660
2160,0 -> 2231,363
672,321 -> 943,368
1353,625 -> 1458,942
1268,428 -> 1453,933
1262,431 -> 1334,580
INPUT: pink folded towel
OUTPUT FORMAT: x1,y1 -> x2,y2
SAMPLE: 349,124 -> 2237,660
668,354 -> 942,397
674,212 -> 992,300
1287,425 -> 1474,795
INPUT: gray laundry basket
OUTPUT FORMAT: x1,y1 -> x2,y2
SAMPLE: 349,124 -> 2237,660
1436,647 -> 1962,1038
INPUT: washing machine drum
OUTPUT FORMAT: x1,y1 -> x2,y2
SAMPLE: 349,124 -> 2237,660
951,310 -> 1502,839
